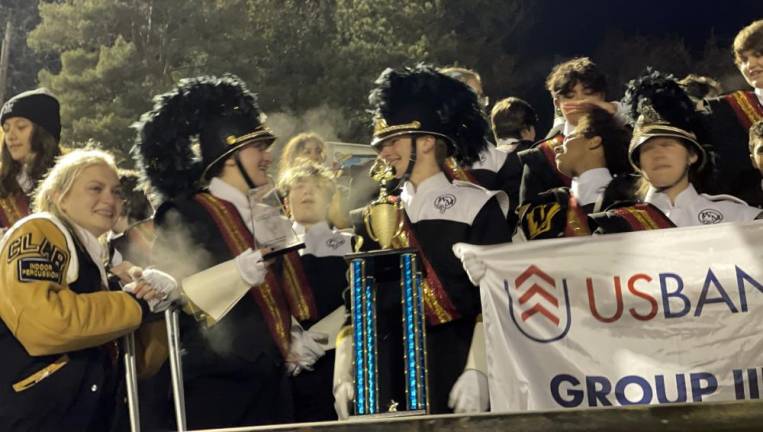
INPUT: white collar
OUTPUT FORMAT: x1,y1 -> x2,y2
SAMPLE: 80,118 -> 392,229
570,168 -> 612,206
292,220 -> 330,237
71,223 -> 108,287
208,177 -> 258,235
209,177 -> 250,214
401,172 -> 450,207
755,88 -> 763,107
644,183 -> 699,210
496,137 -> 520,153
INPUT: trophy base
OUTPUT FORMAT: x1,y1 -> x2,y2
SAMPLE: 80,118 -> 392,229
349,409 -> 426,420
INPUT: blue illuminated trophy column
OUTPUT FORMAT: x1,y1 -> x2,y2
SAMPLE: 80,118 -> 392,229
348,249 -> 428,416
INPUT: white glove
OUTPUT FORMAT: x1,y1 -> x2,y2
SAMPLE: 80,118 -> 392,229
462,253 -> 487,286
333,326 -> 354,419
448,369 -> 490,413
122,268 -> 180,313
333,381 -> 354,420
141,268 -> 181,312
234,248 -> 266,286
286,323 -> 327,376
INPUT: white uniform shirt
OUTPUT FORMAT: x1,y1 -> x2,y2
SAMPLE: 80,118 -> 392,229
645,184 -> 761,227
292,221 -> 353,257
400,172 -> 509,224
570,168 -> 612,206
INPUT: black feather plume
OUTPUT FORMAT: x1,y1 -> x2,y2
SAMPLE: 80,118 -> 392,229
132,74 -> 262,201
369,64 -> 490,166
622,68 -> 705,140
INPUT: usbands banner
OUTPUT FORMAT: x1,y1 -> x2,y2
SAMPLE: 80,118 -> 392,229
454,222 -> 763,412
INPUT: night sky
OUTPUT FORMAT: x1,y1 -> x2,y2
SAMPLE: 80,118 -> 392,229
527,0 -> 762,56
497,0 -> 763,134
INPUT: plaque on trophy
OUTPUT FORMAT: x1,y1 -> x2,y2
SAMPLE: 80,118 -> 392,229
345,159 -> 429,417
249,181 -> 304,259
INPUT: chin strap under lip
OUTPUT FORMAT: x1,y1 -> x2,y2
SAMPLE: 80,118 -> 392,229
391,135 -> 417,195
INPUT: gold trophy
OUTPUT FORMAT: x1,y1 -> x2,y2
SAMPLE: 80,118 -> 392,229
362,159 -> 403,249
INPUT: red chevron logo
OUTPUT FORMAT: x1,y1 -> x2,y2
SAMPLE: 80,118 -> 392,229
518,283 -> 559,307
515,264 -> 555,287
514,265 -> 560,325
521,304 -> 560,325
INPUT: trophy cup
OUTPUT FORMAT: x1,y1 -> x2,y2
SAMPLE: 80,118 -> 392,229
362,160 -> 404,250
345,159 -> 429,417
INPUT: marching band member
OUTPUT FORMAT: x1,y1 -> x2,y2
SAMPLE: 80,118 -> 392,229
591,70 -> 763,233
518,57 -> 621,204
137,75 -> 323,429
516,107 -> 635,240
334,65 -> 510,416
0,149 -> 174,431
278,160 -> 355,421
703,19 -> 763,205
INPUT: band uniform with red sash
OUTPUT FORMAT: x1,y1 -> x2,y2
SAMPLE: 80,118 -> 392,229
193,192 -> 291,357
724,90 -> 763,129
606,203 -> 675,231
564,195 -> 592,237
281,251 -> 319,322
0,193 -> 30,229
391,216 -> 461,326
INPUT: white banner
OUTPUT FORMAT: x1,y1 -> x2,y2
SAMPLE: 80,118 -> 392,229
454,222 -> 763,412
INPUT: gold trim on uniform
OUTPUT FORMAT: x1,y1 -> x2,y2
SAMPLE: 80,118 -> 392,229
225,127 -> 274,147
12,354 -> 69,392
732,91 -> 763,125
373,118 -> 421,137
524,202 -> 562,239
624,207 -> 659,230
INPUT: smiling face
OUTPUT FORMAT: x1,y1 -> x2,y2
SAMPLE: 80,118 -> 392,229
58,163 -> 123,237
737,49 -> 763,89
2,117 -> 34,162
638,137 -> 698,189
375,136 -> 413,179
235,140 -> 273,187
287,176 -> 332,225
